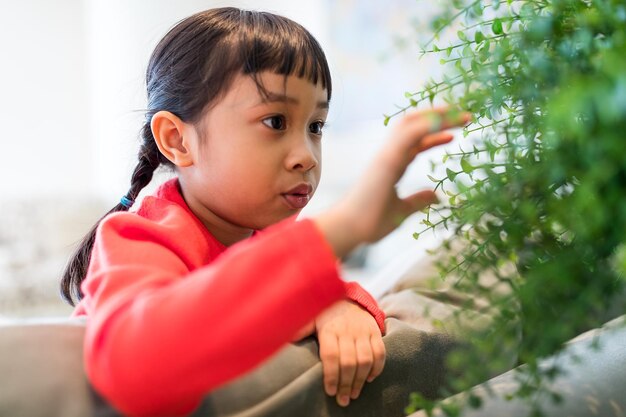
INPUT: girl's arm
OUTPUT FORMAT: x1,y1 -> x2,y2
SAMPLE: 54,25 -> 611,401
81,213 -> 345,417
315,108 -> 470,257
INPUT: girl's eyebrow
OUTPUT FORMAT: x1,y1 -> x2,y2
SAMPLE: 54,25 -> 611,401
257,92 -> 329,110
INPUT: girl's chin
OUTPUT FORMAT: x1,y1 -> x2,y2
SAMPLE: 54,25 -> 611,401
249,211 -> 302,230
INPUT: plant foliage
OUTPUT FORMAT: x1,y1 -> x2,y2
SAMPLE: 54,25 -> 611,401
391,0 -> 626,415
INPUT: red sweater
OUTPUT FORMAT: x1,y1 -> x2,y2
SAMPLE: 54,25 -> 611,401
74,179 -> 385,417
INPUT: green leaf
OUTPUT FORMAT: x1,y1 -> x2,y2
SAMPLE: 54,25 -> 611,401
471,59 -> 480,74
383,115 -> 390,126
446,167 -> 458,181
468,394 -> 483,409
427,174 -> 439,183
492,18 -> 503,35
412,232 -> 420,240
440,402 -> 460,417
461,157 -> 475,173
475,31 -> 485,44
457,30 -> 468,42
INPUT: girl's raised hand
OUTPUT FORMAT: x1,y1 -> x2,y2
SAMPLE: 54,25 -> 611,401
314,300 -> 385,407
315,107 -> 471,258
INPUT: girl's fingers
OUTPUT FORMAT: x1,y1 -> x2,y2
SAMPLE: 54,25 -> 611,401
403,107 -> 471,132
379,110 -> 469,181
350,338 -> 374,400
336,337 -> 357,407
319,333 -> 340,397
401,190 -> 439,216
403,131 -> 454,163
415,131 -> 455,154
367,335 -> 386,382
398,109 -> 471,153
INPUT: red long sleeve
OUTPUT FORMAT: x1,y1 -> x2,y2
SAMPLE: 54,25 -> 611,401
73,179 -> 384,416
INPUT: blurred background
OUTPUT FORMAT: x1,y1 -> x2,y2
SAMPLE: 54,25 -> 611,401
0,0 -> 451,318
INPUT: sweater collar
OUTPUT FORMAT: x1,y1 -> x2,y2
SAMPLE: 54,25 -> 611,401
153,177 -> 228,252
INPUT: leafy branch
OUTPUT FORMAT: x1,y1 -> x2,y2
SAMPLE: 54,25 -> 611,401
393,0 -> 626,415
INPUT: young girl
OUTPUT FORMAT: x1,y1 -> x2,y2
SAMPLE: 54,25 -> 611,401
61,7 -> 469,417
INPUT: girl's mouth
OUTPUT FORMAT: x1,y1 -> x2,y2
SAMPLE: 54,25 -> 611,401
282,183 -> 313,209
282,193 -> 310,209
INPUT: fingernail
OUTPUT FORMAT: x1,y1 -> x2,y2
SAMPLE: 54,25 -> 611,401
367,376 -> 374,383
339,395 -> 350,407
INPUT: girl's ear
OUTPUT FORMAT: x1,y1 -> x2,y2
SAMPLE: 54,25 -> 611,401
151,110 -> 194,167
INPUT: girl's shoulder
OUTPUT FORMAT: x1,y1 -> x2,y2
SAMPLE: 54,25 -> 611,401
96,179 -> 225,262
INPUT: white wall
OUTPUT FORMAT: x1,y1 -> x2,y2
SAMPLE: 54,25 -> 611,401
0,0 -> 90,199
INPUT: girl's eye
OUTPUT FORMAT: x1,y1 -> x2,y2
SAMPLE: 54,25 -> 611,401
309,120 -> 325,135
262,115 -> 286,131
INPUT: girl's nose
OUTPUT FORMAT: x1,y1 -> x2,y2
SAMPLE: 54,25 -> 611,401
286,135 -> 319,172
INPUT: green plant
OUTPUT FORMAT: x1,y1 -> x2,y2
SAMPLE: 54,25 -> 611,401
390,0 -> 626,415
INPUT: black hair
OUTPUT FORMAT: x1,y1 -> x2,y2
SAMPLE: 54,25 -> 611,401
60,7 -> 332,305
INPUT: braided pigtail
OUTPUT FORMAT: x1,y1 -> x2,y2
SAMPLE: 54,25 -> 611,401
60,122 -> 165,306
122,124 -> 166,209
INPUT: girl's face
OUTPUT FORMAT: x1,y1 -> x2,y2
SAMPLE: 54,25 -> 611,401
179,72 -> 328,243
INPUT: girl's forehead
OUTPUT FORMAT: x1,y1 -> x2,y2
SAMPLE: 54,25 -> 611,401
225,72 -> 329,108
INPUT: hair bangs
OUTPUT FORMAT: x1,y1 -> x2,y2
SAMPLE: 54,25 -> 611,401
237,11 -> 332,101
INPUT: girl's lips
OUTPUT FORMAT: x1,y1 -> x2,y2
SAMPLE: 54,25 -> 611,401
282,193 -> 310,209
282,183 -> 313,209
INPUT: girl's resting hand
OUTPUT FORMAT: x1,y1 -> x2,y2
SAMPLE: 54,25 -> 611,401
315,107 -> 471,258
314,300 -> 386,407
